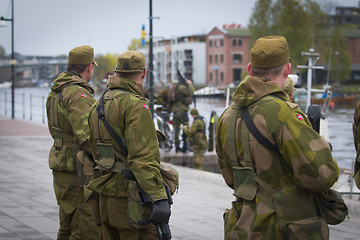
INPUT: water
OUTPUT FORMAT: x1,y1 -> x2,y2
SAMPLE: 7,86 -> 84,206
0,87 -> 357,170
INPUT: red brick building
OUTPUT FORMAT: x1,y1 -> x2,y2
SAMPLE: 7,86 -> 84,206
206,26 -> 251,87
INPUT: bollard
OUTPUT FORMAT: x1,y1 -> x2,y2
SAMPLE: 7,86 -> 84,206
5,90 -> 7,115
23,92 -> 25,119
42,96 -> 45,124
30,94 -> 32,121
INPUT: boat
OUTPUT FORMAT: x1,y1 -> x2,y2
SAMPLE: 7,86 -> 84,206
194,86 -> 225,97
0,82 -> 11,89
311,93 -> 356,104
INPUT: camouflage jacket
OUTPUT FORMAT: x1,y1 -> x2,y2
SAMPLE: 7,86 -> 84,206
183,116 -> 207,149
46,71 -> 95,172
87,75 -> 167,201
352,101 -> 360,189
216,76 -> 339,239
168,83 -> 194,117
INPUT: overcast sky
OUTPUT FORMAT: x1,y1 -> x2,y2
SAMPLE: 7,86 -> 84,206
0,0 -> 359,57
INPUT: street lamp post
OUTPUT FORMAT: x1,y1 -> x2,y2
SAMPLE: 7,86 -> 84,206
1,0 -> 15,119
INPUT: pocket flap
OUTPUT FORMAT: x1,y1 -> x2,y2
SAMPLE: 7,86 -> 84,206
233,166 -> 257,201
95,143 -> 115,170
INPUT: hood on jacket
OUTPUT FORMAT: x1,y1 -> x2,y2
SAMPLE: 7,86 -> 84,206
51,72 -> 94,94
107,75 -> 145,97
232,76 -> 289,108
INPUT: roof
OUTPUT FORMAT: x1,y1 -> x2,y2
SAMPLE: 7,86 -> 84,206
222,28 -> 250,37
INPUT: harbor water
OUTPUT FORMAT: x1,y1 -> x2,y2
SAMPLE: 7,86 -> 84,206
0,87 -> 357,170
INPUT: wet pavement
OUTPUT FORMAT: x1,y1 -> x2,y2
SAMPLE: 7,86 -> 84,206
0,115 -> 360,240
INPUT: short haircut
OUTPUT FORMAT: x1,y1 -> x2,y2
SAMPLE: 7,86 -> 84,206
251,64 -> 286,78
67,63 -> 90,73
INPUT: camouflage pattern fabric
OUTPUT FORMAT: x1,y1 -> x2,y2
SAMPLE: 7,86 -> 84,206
352,100 -> 360,189
183,116 -> 207,169
168,83 -> 194,148
47,72 -> 95,172
99,196 -> 158,240
183,116 -> 207,149
193,149 -> 205,170
46,71 -> 100,239
216,76 -> 339,239
87,75 -> 168,238
53,171 -> 100,240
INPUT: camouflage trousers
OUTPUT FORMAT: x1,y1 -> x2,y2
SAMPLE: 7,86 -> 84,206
53,171 -> 100,240
173,111 -> 189,149
192,148 -> 205,170
99,195 -> 158,240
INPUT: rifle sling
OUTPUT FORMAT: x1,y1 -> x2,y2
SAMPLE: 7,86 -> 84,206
96,90 -> 128,156
240,107 -> 280,154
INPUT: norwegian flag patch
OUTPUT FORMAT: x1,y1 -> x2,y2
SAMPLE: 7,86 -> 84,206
143,104 -> 149,109
297,114 -> 304,120
80,93 -> 87,98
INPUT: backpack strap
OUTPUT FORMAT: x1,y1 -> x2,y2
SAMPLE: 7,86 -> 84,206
240,107 -> 280,154
96,90 -> 128,156
228,103 -> 276,209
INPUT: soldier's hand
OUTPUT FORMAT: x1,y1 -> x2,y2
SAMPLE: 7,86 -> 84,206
151,199 -> 171,223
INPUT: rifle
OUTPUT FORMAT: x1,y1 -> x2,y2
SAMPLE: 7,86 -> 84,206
177,68 -> 196,108
122,169 -> 172,240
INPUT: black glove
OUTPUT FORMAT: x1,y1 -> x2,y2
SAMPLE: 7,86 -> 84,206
151,199 -> 171,223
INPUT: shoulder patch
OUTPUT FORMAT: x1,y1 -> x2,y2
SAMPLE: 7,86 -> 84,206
296,114 -> 304,120
80,93 -> 87,98
143,104 -> 149,110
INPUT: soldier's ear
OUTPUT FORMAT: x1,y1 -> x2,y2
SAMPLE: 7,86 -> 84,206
247,63 -> 253,76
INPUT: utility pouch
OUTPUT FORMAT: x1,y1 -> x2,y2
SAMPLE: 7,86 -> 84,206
273,183 -> 318,235
233,166 -> 257,201
76,150 -> 94,187
52,127 -> 63,148
95,143 -> 115,170
127,181 -> 152,229
315,189 -> 348,225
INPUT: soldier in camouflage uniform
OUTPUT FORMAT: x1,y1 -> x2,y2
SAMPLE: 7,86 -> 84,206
216,36 -> 339,239
284,76 -> 295,102
46,46 -> 100,240
87,51 -> 170,240
352,101 -> 360,189
182,108 -> 207,170
167,78 -> 194,152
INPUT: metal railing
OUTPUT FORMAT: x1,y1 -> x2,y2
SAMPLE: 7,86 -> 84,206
0,89 -> 47,124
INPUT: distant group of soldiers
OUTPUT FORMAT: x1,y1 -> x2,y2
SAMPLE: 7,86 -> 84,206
45,35 -> 360,240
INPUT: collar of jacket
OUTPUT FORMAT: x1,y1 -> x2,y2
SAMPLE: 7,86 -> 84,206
107,75 -> 144,97
51,71 -> 94,94
232,76 -> 289,108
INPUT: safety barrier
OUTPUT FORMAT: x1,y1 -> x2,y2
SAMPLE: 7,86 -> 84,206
0,89 -> 47,124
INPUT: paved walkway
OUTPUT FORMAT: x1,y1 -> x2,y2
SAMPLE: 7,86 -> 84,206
0,116 -> 360,239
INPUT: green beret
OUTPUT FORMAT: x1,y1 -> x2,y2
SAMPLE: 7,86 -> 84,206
115,51 -> 145,74
284,77 -> 295,96
190,108 -> 198,115
250,36 -> 290,69
68,46 -> 97,66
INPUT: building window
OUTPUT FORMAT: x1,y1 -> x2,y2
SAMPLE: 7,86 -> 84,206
233,54 -> 242,64
233,39 -> 236,46
233,68 -> 242,83
209,54 -> 212,64
209,40 -> 212,48
220,39 -> 224,47
215,54 -> 218,63
238,39 -> 242,46
221,54 -> 224,63
221,72 -> 224,82
209,72 -> 213,82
